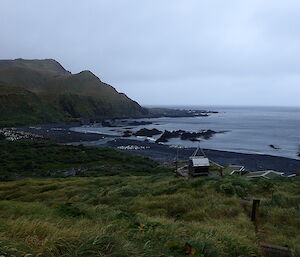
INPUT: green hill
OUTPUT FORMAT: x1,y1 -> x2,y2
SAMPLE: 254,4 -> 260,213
0,59 -> 148,126
0,85 -> 63,127
0,141 -> 299,256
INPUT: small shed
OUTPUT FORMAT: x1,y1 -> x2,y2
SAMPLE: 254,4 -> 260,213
188,156 -> 210,177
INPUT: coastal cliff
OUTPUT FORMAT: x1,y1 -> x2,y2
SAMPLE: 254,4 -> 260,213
0,59 -> 148,126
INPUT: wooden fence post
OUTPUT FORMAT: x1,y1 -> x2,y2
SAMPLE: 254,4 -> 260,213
251,199 -> 260,222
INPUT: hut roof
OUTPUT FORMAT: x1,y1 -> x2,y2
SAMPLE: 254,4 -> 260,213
189,156 -> 210,167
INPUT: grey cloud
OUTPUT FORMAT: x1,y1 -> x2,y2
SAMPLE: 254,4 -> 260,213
0,0 -> 299,106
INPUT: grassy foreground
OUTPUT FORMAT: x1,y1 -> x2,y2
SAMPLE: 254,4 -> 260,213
0,142 -> 299,257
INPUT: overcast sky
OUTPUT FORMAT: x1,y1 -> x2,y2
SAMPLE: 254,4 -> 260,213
1,0 -> 300,106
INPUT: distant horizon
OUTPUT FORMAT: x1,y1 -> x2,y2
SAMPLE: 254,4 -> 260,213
143,104 -> 300,108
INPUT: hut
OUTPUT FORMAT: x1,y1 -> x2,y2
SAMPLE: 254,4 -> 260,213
188,146 -> 210,177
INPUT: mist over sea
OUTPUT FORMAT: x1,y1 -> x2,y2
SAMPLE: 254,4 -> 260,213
73,106 -> 300,160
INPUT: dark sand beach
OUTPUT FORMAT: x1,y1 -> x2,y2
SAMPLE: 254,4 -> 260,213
12,123 -> 300,174
105,138 -> 300,174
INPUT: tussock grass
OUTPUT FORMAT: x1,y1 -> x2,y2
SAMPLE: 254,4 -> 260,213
0,174 -> 299,256
0,142 -> 299,256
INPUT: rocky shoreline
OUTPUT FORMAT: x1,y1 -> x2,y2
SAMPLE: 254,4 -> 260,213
1,122 -> 299,174
80,108 -> 218,125
10,122 -> 109,143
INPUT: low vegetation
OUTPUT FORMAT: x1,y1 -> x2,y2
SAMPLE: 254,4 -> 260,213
0,141 -> 299,257
0,85 -> 63,127
0,141 -> 162,180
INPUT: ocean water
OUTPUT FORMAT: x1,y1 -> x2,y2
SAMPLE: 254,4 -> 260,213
71,106 -> 300,159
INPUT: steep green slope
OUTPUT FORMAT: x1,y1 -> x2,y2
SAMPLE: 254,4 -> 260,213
41,70 -> 147,117
0,85 -> 63,127
0,59 -> 147,125
0,59 -> 70,92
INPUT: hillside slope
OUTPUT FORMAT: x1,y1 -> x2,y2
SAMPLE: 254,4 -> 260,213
0,84 -> 63,127
0,59 -> 147,126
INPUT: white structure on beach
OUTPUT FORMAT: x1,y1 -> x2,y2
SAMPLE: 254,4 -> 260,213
243,170 -> 284,179
224,165 -> 246,175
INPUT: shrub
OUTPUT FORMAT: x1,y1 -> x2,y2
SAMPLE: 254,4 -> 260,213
110,185 -> 142,197
219,183 -> 235,195
271,192 -> 300,208
57,203 -> 89,218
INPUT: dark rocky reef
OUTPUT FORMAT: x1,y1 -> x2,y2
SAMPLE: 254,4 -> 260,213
102,119 -> 153,128
122,130 -> 133,137
269,144 -> 280,150
134,128 -> 162,137
156,129 -> 220,143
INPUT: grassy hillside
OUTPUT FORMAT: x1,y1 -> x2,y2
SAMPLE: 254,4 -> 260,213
0,141 -> 162,180
0,85 -> 63,127
0,59 -> 148,126
0,141 -> 299,257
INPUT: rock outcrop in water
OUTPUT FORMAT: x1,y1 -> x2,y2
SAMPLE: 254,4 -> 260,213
269,144 -> 280,150
134,128 -> 162,137
156,129 -> 219,143
122,130 -> 133,137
